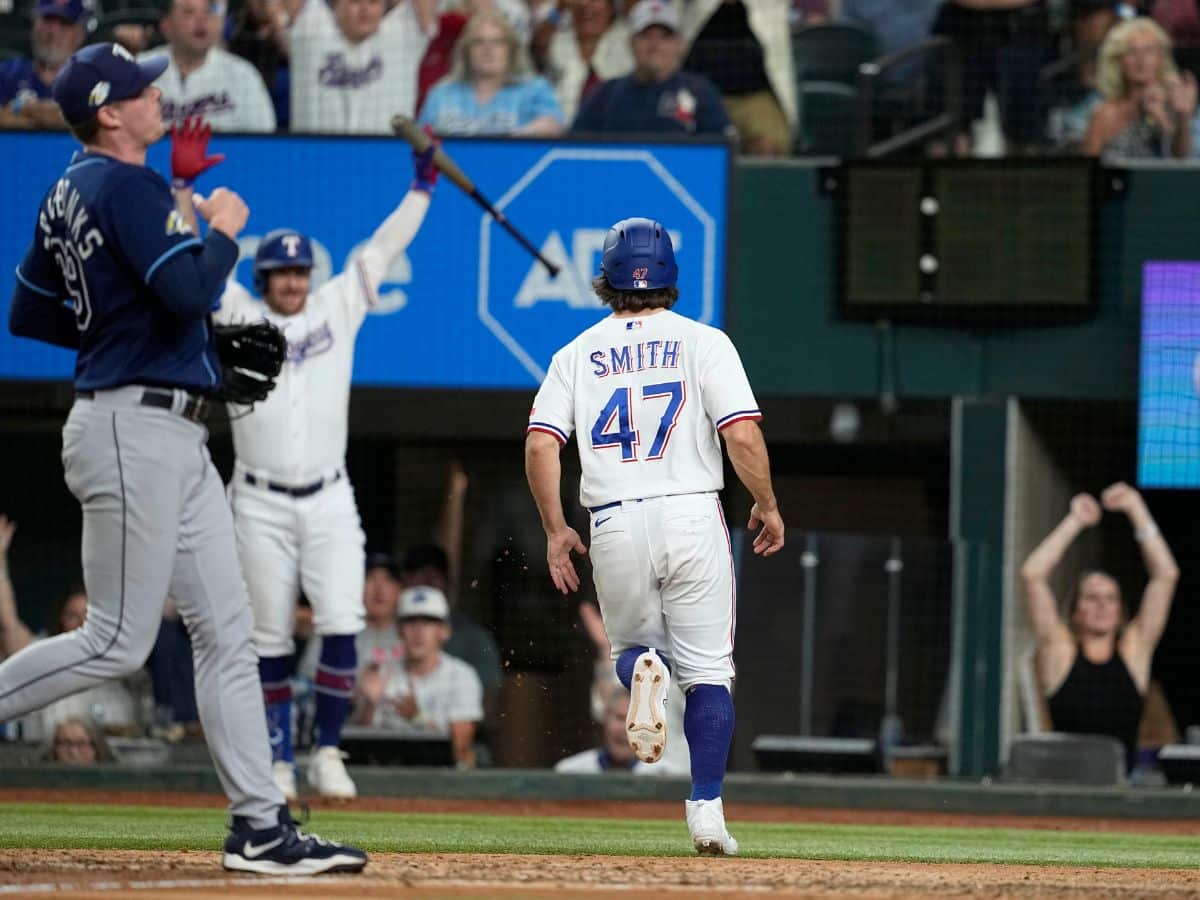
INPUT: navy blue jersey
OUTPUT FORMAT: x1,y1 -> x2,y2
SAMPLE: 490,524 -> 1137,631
0,58 -> 53,107
13,151 -> 226,392
571,71 -> 733,137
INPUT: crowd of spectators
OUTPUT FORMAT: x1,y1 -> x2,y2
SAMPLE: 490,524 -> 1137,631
4,0 -> 1200,157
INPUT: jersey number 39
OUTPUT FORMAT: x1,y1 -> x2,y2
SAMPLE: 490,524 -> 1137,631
590,381 -> 686,462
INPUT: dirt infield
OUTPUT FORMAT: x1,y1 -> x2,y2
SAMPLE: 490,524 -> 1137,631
2,790 -> 1199,898
1,849 -> 1198,899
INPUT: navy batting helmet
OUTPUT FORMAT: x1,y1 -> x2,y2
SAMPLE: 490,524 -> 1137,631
600,218 -> 678,291
254,229 -> 313,294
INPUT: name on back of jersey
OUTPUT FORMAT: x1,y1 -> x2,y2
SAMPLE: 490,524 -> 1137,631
590,340 -> 681,378
40,178 -> 103,259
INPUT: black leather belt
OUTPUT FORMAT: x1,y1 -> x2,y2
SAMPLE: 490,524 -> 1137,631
77,388 -> 209,424
244,470 -> 342,498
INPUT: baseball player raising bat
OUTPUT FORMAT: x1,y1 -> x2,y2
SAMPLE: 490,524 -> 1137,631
391,115 -> 560,277
7,44 -> 364,874
524,219 -> 785,856
170,118 -> 440,801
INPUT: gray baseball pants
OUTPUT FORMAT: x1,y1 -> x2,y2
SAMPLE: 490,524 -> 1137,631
0,387 -> 281,827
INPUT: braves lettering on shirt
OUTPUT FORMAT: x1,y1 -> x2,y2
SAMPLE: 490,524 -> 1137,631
590,340 -> 682,378
318,53 -> 383,89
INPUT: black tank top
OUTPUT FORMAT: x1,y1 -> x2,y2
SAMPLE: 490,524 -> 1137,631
1046,648 -> 1143,771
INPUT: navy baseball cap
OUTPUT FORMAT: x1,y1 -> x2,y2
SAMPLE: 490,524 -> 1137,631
52,42 -> 168,127
35,0 -> 95,25
365,551 -> 400,579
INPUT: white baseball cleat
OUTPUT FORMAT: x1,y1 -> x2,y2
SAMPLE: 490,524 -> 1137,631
307,746 -> 358,799
272,760 -> 298,802
686,798 -> 739,856
627,648 -> 669,763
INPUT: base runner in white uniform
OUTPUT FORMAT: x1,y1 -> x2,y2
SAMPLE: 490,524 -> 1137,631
525,218 -> 785,856
173,126 -> 439,800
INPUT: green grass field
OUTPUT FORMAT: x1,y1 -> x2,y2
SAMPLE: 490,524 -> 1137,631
0,802 -> 1197,869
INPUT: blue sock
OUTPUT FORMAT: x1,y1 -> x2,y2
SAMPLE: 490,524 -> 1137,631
684,684 -> 734,801
258,655 -> 293,764
315,634 -> 356,748
615,646 -> 672,690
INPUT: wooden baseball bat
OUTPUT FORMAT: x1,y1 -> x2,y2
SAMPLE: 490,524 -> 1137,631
391,115 -> 561,278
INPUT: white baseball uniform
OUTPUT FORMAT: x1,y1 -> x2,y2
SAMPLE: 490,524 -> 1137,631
142,48 -> 277,132
527,310 -> 761,689
215,189 -> 431,657
289,0 -> 433,134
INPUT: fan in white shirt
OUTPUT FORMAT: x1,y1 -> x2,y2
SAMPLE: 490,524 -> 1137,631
352,587 -> 484,768
278,0 -> 436,134
143,0 -> 277,132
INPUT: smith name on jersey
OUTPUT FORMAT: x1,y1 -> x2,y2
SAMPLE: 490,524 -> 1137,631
528,310 -> 761,511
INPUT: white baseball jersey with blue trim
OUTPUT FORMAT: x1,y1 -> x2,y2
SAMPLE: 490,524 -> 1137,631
528,310 -> 761,511
212,189 -> 430,656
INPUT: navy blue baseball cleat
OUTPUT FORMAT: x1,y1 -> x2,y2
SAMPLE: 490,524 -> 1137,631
222,807 -> 367,875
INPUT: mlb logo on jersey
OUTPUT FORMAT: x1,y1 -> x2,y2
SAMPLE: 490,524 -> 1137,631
625,320 -> 644,331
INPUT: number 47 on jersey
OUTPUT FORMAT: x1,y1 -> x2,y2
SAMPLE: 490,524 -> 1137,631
590,381 -> 686,462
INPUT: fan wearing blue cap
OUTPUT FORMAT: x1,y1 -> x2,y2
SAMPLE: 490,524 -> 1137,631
6,40 -> 368,875
0,0 -> 95,128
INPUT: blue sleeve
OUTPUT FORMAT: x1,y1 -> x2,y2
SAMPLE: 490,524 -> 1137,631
417,86 -> 444,128
10,226 -> 77,347
106,167 -> 205,291
9,278 -> 79,349
148,230 -> 240,320
0,61 -> 19,105
692,75 -> 733,136
525,77 -> 564,123
570,81 -> 609,133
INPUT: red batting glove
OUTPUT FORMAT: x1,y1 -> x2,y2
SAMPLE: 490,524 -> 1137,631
170,116 -> 226,189
411,124 -> 440,194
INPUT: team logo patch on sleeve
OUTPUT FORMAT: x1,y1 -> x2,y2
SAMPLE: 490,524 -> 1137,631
165,210 -> 193,236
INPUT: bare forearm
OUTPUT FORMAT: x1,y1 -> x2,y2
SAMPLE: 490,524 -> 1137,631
435,475 -> 466,601
1020,515 -> 1084,581
173,186 -> 201,238
1172,120 -> 1192,159
525,439 -> 568,533
723,424 -> 777,511
0,567 -> 33,657
516,116 -> 565,137
450,721 -> 476,767
1126,503 -> 1180,582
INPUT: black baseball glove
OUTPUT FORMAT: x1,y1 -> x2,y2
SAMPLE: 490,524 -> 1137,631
214,320 -> 287,405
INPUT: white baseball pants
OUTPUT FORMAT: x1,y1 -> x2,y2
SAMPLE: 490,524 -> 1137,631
588,492 -> 736,690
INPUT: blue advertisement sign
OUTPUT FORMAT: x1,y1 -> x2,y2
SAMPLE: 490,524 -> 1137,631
0,133 -> 729,389
1138,262 -> 1200,488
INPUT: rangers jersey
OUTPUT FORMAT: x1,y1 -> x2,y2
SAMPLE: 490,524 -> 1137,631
528,310 -> 761,510
143,47 -> 277,132
289,0 -> 432,134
